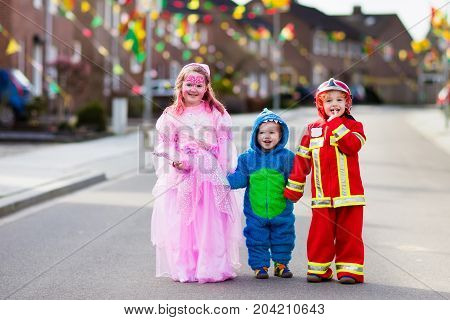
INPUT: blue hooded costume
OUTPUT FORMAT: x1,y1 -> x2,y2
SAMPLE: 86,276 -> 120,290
227,108 -> 296,269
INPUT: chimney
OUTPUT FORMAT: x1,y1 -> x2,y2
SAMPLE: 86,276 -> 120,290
353,6 -> 362,15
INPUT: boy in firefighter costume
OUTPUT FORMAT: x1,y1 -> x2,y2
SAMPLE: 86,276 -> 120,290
284,78 -> 366,284
227,108 -> 295,279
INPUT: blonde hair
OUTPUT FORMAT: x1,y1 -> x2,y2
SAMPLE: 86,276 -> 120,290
168,64 -> 225,115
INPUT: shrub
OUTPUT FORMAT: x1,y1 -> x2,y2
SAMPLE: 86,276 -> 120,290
76,100 -> 107,132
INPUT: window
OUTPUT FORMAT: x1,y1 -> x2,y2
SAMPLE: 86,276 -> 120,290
130,56 -> 142,74
383,44 -> 394,62
18,40 -> 25,73
200,27 -> 208,44
313,31 -> 328,56
312,64 -> 327,87
247,73 -> 258,98
112,57 -> 120,91
260,38 -> 269,57
259,73 -> 268,98
248,40 -> 257,53
349,42 -> 361,59
338,41 -> 347,58
170,61 -> 180,82
329,41 -> 338,57
71,41 -> 81,64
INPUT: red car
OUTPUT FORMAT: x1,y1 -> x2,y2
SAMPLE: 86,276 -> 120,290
436,83 -> 450,107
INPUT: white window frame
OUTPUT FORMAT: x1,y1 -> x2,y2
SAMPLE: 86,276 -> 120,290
32,43 -> 43,96
259,73 -> 268,98
104,0 -> 112,29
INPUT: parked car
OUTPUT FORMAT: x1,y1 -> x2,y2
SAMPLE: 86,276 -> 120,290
0,68 -> 33,127
436,83 -> 450,108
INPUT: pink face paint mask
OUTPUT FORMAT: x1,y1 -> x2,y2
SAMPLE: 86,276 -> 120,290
185,75 -> 205,85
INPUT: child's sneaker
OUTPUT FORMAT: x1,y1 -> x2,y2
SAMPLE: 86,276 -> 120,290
254,267 -> 269,279
274,262 -> 293,278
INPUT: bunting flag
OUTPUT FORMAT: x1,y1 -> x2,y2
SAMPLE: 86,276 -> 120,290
328,31 -> 346,42
187,0 -> 200,10
411,39 -> 431,54
262,0 -> 291,11
362,36 -> 380,55
431,7 -> 448,30
113,63 -> 124,75
279,23 -> 295,41
6,38 -> 21,55
49,81 -> 61,95
91,15 -> 104,28
232,5 -> 246,20
81,1 -> 91,13
61,0 -> 76,11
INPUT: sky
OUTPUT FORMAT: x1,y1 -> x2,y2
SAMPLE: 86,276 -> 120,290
232,0 -> 449,40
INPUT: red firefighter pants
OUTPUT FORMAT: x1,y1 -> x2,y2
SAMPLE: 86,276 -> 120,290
307,205 -> 364,282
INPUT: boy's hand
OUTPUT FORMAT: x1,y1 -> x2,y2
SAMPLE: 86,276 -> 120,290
327,112 -> 340,122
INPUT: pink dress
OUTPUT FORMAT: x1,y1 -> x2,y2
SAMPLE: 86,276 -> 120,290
151,102 -> 242,283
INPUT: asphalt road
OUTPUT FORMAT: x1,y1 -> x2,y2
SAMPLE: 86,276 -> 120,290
1,106 -> 449,300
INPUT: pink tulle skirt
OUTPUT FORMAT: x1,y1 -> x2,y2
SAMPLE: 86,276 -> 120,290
151,171 -> 242,283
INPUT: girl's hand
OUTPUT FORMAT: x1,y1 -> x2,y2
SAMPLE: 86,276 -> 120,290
173,161 -> 191,172
172,161 -> 184,170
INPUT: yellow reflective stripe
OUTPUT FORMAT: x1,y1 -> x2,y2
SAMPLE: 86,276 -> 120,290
335,147 -> 350,197
353,132 -> 366,146
336,263 -> 364,275
330,135 -> 338,146
311,197 -> 331,208
309,137 -> 324,149
333,195 -> 366,207
332,124 -> 350,141
308,261 -> 333,267
311,149 -> 325,199
286,180 -> 305,193
308,261 -> 332,274
296,145 -> 311,159
288,179 -> 304,186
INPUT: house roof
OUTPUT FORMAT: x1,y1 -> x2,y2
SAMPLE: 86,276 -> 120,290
335,13 -> 402,39
288,4 -> 362,40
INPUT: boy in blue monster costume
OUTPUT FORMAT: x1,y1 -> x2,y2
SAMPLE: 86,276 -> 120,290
227,108 -> 296,279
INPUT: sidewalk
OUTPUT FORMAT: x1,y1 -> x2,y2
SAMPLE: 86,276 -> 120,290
0,131 -> 139,217
1,106 -> 448,217
0,111 -> 263,217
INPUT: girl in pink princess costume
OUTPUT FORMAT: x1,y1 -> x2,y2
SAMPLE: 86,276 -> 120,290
151,63 -> 242,283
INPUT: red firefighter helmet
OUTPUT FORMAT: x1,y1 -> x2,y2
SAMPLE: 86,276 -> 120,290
315,78 -> 353,119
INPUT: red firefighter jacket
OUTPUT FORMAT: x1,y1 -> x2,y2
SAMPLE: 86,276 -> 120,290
284,115 -> 366,208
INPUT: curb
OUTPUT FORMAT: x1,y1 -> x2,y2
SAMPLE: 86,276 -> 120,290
0,172 -> 107,218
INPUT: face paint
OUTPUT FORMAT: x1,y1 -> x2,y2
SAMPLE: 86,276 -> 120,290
182,72 -> 207,107
185,75 -> 205,85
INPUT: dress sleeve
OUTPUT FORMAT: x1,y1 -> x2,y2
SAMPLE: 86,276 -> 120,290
153,110 -> 179,177
215,109 -> 238,173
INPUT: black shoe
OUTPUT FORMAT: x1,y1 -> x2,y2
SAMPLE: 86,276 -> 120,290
274,263 -> 293,278
307,274 -> 332,283
254,267 -> 269,279
339,276 -> 357,284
